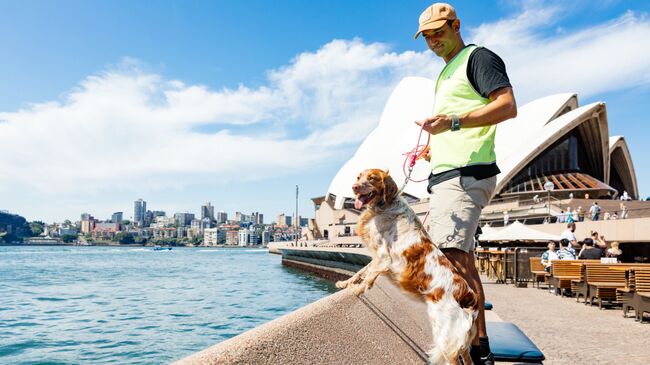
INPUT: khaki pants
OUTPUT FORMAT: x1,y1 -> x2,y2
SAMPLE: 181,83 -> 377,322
428,176 -> 496,253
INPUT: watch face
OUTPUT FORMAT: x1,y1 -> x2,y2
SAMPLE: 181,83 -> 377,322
451,117 -> 460,131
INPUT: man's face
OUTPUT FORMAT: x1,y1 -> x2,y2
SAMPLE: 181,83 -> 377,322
422,20 -> 459,58
548,242 -> 555,251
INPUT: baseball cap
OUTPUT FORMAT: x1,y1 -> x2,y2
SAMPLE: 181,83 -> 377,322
414,3 -> 457,39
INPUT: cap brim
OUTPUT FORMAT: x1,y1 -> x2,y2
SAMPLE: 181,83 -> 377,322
413,19 -> 449,39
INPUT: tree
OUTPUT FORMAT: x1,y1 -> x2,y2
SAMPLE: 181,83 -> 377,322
115,232 -> 135,245
61,234 -> 77,243
29,221 -> 45,236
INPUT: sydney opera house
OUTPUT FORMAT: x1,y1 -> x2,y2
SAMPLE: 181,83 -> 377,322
307,77 -> 648,248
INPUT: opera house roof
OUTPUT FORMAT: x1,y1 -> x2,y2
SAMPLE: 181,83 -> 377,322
327,77 -> 638,209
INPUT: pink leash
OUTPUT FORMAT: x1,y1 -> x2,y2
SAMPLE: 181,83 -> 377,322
398,122 -> 431,225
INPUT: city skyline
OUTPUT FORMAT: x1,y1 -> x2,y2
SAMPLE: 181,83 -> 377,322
2,1 -> 650,222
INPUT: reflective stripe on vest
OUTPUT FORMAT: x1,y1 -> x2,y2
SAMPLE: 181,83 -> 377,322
430,45 -> 497,174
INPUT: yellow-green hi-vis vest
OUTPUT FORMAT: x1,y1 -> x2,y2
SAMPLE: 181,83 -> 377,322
430,45 -> 497,175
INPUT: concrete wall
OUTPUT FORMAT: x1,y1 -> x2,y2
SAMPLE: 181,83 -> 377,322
174,274 -> 436,365
526,217 -> 650,243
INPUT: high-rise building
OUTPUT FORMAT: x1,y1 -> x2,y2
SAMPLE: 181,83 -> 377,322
276,213 -> 286,227
134,199 -> 146,227
251,212 -> 264,225
201,202 -> 215,222
216,211 -> 228,224
174,212 -> 195,227
144,210 -> 154,227
111,212 -> 123,223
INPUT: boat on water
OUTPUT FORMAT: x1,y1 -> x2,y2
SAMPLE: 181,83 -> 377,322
152,246 -> 172,251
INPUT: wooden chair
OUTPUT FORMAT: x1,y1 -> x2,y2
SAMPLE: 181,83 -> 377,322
632,268 -> 650,322
570,260 -> 602,303
550,260 -> 582,297
585,264 -> 627,309
529,257 -> 548,289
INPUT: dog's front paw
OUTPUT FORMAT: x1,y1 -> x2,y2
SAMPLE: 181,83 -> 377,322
335,279 -> 351,289
352,283 -> 369,296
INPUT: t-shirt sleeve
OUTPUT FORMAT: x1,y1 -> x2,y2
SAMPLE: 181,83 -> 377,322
467,47 -> 512,99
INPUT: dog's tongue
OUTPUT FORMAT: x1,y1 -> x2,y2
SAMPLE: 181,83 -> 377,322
354,198 -> 363,210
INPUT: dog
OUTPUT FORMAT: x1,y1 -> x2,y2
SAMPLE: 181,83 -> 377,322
335,168 -> 478,365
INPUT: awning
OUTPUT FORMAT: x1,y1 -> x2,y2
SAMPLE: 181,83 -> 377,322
479,221 -> 558,242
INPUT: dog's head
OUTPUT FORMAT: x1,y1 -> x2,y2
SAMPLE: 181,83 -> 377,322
352,169 -> 399,210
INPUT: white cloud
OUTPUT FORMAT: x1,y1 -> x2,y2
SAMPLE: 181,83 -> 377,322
0,39 -> 439,198
468,8 -> 650,103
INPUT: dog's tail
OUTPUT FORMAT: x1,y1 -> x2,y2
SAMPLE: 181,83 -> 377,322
426,296 -> 478,365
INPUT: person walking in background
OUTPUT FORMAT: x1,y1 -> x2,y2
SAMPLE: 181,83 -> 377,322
577,206 -> 585,222
503,210 -> 510,226
566,207 -> 574,223
589,201 -> 601,221
414,2 -> 517,363
620,202 -> 628,219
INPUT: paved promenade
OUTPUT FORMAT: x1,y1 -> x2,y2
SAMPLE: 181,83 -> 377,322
483,277 -> 649,365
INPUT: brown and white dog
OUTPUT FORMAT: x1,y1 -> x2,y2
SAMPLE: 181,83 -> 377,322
336,169 -> 478,365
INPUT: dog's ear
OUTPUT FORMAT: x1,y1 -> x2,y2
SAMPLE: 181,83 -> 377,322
382,172 -> 399,205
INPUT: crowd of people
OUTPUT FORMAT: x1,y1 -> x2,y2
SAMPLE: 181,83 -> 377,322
541,222 -> 623,273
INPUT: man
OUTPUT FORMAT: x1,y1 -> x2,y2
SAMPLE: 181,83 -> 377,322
541,241 -> 559,272
560,222 -> 578,249
578,238 -> 603,259
557,238 -> 576,260
414,3 -> 517,364
589,201 -> 601,221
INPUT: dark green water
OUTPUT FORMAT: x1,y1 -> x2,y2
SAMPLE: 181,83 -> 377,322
0,246 -> 337,364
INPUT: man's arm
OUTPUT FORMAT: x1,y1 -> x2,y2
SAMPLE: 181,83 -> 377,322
416,87 -> 517,135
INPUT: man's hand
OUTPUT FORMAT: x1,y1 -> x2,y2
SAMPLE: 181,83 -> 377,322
415,114 -> 452,135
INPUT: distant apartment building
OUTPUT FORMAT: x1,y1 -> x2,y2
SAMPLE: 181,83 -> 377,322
203,228 -> 218,246
261,230 -> 271,245
151,227 -> 177,240
216,211 -> 227,224
80,214 -> 96,234
174,212 -> 195,227
238,228 -> 250,246
225,227 -> 239,245
201,202 -> 215,222
111,212 -> 123,224
91,222 -> 120,240
134,199 -> 146,227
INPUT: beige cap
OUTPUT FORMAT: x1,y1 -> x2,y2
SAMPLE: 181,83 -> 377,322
414,3 -> 457,39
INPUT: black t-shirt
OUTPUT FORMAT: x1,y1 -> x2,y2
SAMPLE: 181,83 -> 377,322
579,247 -> 603,260
428,45 -> 512,191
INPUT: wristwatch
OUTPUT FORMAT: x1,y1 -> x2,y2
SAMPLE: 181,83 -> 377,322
450,114 -> 461,131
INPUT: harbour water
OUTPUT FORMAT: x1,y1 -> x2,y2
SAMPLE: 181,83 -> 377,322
0,246 -> 337,364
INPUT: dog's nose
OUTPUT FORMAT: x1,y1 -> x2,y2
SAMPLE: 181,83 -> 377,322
352,183 -> 360,193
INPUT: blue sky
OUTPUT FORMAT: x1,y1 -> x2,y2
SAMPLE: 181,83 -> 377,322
1,0 -> 650,223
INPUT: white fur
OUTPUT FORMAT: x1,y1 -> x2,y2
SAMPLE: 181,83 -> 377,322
338,189 -> 477,365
